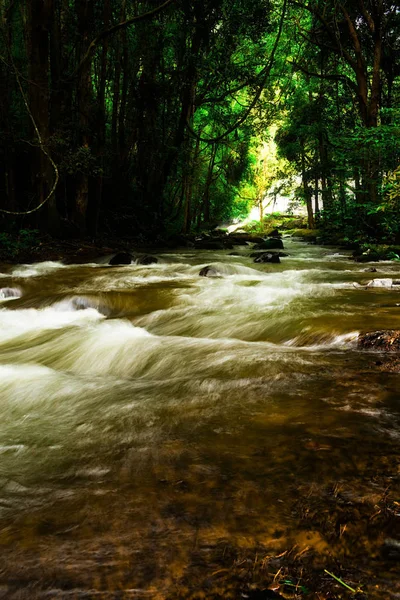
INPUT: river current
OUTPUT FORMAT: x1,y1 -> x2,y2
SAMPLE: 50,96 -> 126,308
0,239 -> 399,598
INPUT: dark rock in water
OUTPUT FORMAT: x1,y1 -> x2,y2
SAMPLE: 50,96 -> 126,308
354,249 -> 380,262
265,228 -> 281,238
382,539 -> 400,560
167,233 -> 194,248
253,238 -> 284,250
195,240 -> 225,250
109,252 -> 133,265
0,287 -> 22,299
72,296 -> 93,310
70,296 -> 109,316
228,234 -> 265,244
229,252 -> 241,256
254,252 -> 280,264
199,266 -> 221,277
250,251 -> 288,258
228,236 -> 250,246
136,255 -> 158,265
363,267 -> 377,272
358,330 -> 400,350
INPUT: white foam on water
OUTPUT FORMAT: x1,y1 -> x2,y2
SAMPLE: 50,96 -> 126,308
283,331 -> 359,349
11,261 -> 66,278
0,305 -> 104,342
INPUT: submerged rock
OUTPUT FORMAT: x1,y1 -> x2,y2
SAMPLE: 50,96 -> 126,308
136,255 -> 158,265
253,238 -> 284,250
109,252 -> 134,265
358,330 -> 400,350
0,287 -> 22,299
241,589 -> 285,599
199,265 -> 221,277
253,252 -> 280,264
363,267 -> 377,273
382,538 -> 400,561
70,296 -> 109,316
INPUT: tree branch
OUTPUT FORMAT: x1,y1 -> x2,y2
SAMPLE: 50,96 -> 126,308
290,0 -> 357,70
0,48 -> 59,215
358,0 -> 375,33
289,60 -> 358,92
187,0 -> 288,144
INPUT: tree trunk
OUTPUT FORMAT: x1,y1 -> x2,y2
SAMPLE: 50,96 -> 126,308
27,0 -> 60,234
88,0 -> 111,237
201,144 -> 217,225
301,143 -> 314,229
74,0 -> 94,235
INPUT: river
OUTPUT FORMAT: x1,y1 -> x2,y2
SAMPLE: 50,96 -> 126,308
0,239 -> 399,599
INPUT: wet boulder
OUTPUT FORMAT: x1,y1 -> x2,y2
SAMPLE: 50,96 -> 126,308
253,238 -> 284,250
199,266 -> 221,277
227,236 -> 251,246
166,234 -> 194,248
358,330 -> 400,350
109,252 -> 134,265
363,267 -> 377,273
0,287 -> 22,299
366,278 -> 400,288
253,253 -> 280,264
354,248 -> 381,262
227,234 -> 265,244
265,228 -> 281,238
194,239 -> 225,250
136,255 -> 158,265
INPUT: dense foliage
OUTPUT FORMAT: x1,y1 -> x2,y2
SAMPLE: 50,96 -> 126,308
0,0 -> 399,240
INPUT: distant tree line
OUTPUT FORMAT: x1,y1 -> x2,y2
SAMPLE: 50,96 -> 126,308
0,0 -> 398,240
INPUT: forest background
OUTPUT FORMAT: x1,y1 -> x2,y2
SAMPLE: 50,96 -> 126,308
0,0 -> 399,249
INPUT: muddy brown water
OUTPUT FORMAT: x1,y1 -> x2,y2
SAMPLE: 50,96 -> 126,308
0,240 -> 399,599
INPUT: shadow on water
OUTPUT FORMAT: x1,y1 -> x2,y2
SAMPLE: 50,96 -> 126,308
0,240 -> 399,598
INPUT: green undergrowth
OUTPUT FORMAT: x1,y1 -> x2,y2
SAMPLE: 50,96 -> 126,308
354,243 -> 400,262
0,229 -> 41,260
242,214 -> 308,233
287,228 -> 320,239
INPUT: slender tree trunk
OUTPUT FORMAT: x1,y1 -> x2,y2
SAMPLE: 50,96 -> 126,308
74,0 -> 93,235
319,133 -> 333,211
111,0 -> 126,156
27,0 -> 60,234
88,0 -> 111,237
182,135 -> 200,233
201,144 -> 217,224
314,177 -> 319,216
301,142 -> 314,229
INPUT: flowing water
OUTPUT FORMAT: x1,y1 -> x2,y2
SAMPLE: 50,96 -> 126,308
0,240 -> 399,599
